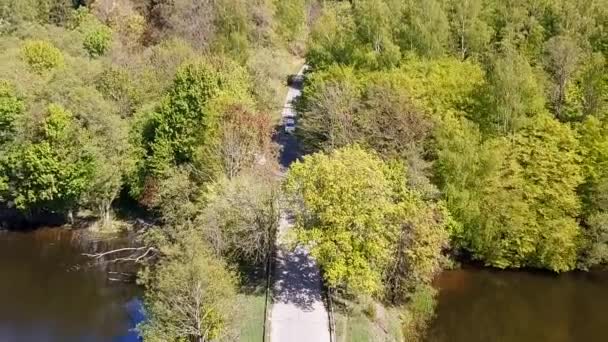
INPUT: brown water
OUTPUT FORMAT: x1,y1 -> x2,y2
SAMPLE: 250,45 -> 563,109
0,228 -> 142,342
428,267 -> 608,342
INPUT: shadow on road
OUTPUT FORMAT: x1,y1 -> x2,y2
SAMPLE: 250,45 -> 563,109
276,131 -> 302,169
272,246 -> 324,311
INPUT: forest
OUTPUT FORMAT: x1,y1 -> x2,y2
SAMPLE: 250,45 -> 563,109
0,0 -> 607,341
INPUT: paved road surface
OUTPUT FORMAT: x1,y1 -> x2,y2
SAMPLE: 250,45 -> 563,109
270,67 -> 331,342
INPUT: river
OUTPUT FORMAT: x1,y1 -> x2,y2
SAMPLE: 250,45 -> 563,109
428,266 -> 608,342
0,228 -> 142,342
2,228 -> 607,342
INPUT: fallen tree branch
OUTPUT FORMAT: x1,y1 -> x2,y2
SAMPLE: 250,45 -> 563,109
83,246 -> 149,259
83,246 -> 158,265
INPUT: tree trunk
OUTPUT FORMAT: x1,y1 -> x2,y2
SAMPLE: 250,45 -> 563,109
99,200 -> 112,230
67,209 -> 74,225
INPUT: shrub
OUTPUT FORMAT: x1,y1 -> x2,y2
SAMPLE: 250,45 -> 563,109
402,284 -> 438,342
21,40 -> 64,73
83,25 -> 112,57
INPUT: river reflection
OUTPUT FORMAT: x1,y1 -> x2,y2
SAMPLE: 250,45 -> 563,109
0,228 -> 142,342
428,267 -> 608,342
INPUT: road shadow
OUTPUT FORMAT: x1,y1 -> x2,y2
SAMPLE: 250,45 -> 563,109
272,245 -> 325,311
276,131 -> 302,169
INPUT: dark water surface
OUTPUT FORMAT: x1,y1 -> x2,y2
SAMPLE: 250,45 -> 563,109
0,228 -> 142,342
428,267 -> 608,342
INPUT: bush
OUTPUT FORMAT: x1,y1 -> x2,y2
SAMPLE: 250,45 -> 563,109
138,235 -> 238,342
83,25 -> 112,57
0,81 -> 24,143
402,285 -> 437,342
21,40 -> 64,73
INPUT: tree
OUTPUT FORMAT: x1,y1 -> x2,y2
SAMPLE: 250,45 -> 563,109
0,80 -> 24,144
480,49 -> 545,134
544,35 -> 581,119
212,105 -> 274,179
399,0 -> 450,58
274,0 -> 306,43
579,211 -> 608,269
83,24 -> 113,57
1,104 -> 93,217
83,113 -> 133,230
285,146 -> 399,295
384,196 -> 450,303
285,145 -> 448,297
351,0 -> 401,68
21,40 -> 64,74
490,0 -> 547,61
197,169 -> 280,264
296,66 -> 363,153
139,235 -> 238,342
577,116 -> 608,268
212,0 -> 251,62
577,53 -> 608,118
577,116 -> 608,212
0,0 -> 74,27
145,0 -> 216,49
446,0 -> 492,59
129,58 -> 253,198
436,114 -> 583,271
512,114 -> 582,271
306,3 -> 357,69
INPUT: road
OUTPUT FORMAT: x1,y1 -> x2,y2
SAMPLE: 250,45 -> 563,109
270,66 -> 331,342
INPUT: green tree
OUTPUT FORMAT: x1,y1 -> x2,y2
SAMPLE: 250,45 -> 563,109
578,116 -> 608,212
129,58 -> 253,198
285,146 -> 448,296
351,0 -> 401,68
577,116 -> 608,267
0,80 -> 24,144
490,0 -> 547,61
514,115 -> 582,271
399,0 -> 450,58
139,235 -> 238,342
197,169 -> 280,264
544,35 -> 581,119
480,49 -> 545,134
446,0 -> 493,59
306,3 -> 357,69
437,114 -> 582,271
274,0 -> 306,43
384,195 -> 450,303
577,53 -> 608,118
213,0 -> 251,62
84,114 -> 133,229
83,24 -> 113,57
1,104 -> 93,217
285,146 -> 399,295
0,0 -> 73,27
21,40 -> 64,74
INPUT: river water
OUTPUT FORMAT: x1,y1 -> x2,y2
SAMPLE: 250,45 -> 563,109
0,228 -> 142,342
428,267 -> 608,342
2,228 -> 607,342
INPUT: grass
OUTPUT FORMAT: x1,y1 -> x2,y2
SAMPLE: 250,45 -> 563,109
332,294 -> 404,342
236,292 -> 267,342
235,261 -> 271,342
